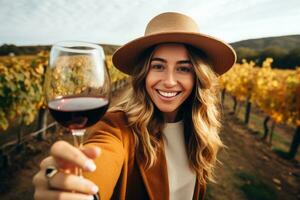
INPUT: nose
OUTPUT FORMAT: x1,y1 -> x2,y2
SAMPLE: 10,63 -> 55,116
163,70 -> 177,87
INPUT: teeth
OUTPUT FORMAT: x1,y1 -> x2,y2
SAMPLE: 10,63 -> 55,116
158,90 -> 178,97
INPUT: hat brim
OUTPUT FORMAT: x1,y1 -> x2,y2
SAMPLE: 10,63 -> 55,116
112,32 -> 236,75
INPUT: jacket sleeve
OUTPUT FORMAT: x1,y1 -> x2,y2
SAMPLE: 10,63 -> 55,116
83,112 -> 125,200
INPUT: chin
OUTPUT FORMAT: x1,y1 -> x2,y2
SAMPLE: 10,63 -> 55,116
156,107 -> 177,114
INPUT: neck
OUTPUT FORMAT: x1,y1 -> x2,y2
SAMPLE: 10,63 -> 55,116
164,110 -> 182,123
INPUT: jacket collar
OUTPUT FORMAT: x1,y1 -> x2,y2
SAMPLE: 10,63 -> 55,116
136,138 -> 169,200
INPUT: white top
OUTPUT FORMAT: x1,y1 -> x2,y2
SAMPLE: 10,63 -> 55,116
162,121 -> 196,200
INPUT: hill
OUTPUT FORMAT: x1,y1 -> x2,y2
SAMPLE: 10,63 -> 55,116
1,35 -> 299,69
231,35 -> 300,51
0,44 -> 120,56
230,35 -> 300,69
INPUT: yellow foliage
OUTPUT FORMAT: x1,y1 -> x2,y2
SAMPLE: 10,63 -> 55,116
105,55 -> 128,83
0,51 -> 128,130
220,58 -> 300,127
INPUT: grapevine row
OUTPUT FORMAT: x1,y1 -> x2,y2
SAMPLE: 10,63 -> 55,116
219,58 -> 300,158
0,52 -> 128,131
220,58 -> 300,127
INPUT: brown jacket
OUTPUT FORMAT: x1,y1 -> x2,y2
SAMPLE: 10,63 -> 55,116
84,111 -> 206,200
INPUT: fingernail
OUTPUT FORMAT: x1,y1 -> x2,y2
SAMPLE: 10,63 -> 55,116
85,160 -> 96,171
91,185 -> 99,194
88,195 -> 94,200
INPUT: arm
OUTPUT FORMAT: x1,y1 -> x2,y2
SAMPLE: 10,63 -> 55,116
84,112 -> 125,200
32,112 -> 125,200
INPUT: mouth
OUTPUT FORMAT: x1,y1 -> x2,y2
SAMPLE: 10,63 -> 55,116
156,89 -> 181,98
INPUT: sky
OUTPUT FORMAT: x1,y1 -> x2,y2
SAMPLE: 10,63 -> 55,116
0,0 -> 300,46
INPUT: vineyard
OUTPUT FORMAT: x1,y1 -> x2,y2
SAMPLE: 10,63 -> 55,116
1,52 -> 299,158
0,51 -> 299,199
0,52 -> 127,130
220,58 -> 300,159
0,52 -> 128,169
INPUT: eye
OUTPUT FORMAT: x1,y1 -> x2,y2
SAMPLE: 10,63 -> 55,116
177,66 -> 193,73
150,64 -> 164,71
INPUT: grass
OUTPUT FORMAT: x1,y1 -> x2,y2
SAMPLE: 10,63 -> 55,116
222,93 -> 299,160
236,171 -> 277,200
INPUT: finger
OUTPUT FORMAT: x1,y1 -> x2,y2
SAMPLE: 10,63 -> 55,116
50,141 -> 96,172
41,147 -> 101,170
33,169 -> 99,195
33,171 -> 48,189
40,157 -> 57,169
81,145 -> 101,159
34,190 -> 94,200
48,171 -> 99,195
39,156 -> 72,172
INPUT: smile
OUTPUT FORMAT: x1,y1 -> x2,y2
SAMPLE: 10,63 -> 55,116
156,90 -> 181,98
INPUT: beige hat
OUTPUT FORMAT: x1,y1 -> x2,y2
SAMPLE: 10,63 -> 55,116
112,12 -> 236,75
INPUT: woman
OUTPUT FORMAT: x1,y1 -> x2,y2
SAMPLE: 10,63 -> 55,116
33,12 -> 236,200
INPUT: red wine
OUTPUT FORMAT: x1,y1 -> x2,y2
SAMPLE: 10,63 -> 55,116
48,97 -> 109,129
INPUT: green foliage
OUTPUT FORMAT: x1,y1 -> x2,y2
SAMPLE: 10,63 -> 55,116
236,171 -> 277,200
235,47 -> 259,63
0,44 -> 120,56
231,35 -> 300,51
232,35 -> 300,69
0,44 -> 50,56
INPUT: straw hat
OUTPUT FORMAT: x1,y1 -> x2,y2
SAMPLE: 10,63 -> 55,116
112,12 -> 236,75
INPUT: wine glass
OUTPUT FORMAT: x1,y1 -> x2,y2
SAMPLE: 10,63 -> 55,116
44,41 -> 111,176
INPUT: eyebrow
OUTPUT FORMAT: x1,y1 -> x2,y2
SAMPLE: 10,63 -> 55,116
150,57 -> 192,64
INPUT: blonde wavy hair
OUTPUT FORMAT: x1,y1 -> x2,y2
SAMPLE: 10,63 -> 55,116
110,44 -> 224,186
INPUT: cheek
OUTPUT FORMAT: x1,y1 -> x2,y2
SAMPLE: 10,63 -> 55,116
145,72 -> 158,90
184,74 -> 195,92
145,72 -> 154,96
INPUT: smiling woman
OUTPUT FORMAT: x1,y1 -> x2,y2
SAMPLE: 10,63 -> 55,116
33,12 -> 236,200
145,43 -> 195,122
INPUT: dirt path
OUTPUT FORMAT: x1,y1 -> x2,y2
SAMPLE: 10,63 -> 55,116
0,91 -> 299,200
206,106 -> 300,200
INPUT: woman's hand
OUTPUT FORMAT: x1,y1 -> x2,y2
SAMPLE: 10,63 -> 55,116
33,140 -> 101,200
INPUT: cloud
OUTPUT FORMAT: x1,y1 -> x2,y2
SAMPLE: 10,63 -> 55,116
0,0 -> 299,45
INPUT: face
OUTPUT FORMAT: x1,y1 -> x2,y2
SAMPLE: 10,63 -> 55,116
145,43 -> 195,122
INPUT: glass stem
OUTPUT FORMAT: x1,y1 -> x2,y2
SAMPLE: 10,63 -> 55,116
71,129 -> 85,177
